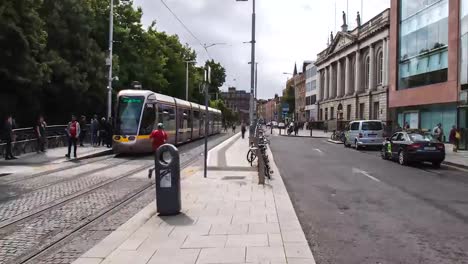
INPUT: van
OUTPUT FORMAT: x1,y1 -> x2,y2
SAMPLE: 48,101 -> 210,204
344,120 -> 385,150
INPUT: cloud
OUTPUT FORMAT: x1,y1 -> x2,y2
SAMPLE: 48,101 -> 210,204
134,0 -> 390,99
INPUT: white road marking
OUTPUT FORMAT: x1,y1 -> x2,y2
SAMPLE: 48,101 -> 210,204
314,148 -> 323,154
352,168 -> 381,182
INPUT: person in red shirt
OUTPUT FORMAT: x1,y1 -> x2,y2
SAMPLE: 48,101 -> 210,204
150,123 -> 168,152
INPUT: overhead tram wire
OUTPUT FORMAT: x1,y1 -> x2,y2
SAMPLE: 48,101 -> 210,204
159,0 -> 212,60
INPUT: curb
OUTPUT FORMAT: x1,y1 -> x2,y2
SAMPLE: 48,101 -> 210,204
443,161 -> 468,170
327,139 -> 344,144
279,135 -> 329,139
71,149 -> 114,162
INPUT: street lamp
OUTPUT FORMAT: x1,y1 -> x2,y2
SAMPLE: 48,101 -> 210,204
106,0 -> 114,119
236,0 -> 256,127
185,60 -> 196,101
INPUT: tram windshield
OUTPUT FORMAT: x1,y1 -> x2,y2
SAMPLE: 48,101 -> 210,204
116,96 -> 144,135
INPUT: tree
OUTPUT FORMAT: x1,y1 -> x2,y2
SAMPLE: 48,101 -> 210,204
281,84 -> 295,121
210,99 -> 238,125
205,60 -> 226,94
0,0 -> 229,126
0,0 -> 49,124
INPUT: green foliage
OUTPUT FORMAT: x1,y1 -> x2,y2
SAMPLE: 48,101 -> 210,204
205,60 -> 226,94
210,99 -> 238,125
0,0 -> 227,126
282,84 -> 295,115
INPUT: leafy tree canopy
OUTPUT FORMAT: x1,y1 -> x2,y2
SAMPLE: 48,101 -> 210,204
0,0 -> 227,126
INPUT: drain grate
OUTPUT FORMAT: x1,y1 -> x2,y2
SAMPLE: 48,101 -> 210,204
221,176 -> 246,180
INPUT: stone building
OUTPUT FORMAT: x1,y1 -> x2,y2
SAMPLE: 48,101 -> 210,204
220,87 -> 251,123
315,9 -> 390,125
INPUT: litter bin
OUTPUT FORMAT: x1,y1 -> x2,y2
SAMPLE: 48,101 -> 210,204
153,144 -> 181,216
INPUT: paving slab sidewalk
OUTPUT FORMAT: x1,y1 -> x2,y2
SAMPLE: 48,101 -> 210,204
73,133 -> 316,264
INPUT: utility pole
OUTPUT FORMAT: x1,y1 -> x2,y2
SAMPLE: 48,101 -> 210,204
203,66 -> 211,179
107,0 -> 114,119
235,0 -> 256,132
250,0 -> 256,128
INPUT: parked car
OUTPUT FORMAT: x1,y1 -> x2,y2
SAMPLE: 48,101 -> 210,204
266,122 -> 272,127
272,121 -> 278,128
381,131 -> 445,167
278,122 -> 286,129
344,120 -> 385,149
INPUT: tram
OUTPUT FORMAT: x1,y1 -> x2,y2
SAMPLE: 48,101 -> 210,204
113,90 -> 222,154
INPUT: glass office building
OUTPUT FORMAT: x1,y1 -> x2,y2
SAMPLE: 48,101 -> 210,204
398,0 -> 449,89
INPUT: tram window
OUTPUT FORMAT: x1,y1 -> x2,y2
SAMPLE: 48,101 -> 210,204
116,96 -> 144,135
139,103 -> 155,135
158,104 -> 176,132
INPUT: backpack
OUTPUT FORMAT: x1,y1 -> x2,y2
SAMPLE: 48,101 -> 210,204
70,122 -> 77,138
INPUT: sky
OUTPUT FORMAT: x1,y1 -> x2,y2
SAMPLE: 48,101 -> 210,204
133,0 -> 390,99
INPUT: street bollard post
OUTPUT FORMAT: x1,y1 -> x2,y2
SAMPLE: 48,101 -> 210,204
151,144 -> 181,216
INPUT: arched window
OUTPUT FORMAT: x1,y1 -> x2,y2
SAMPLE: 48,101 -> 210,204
364,55 -> 370,90
377,50 -> 384,85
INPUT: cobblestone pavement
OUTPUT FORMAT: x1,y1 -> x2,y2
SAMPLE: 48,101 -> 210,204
0,133 -> 233,264
0,161 -> 141,223
32,187 -> 156,264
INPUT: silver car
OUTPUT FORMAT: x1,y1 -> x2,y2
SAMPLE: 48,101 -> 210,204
344,120 -> 385,150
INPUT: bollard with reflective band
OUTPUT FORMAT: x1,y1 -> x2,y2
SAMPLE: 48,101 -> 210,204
154,144 -> 181,216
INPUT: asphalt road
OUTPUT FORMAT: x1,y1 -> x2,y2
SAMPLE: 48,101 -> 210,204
270,135 -> 468,264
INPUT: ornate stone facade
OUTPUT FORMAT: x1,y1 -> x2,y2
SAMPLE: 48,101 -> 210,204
315,9 -> 390,124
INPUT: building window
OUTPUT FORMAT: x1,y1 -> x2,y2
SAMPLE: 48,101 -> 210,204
373,101 -> 380,119
398,0 -> 449,89
364,55 -> 370,90
311,95 -> 316,104
330,107 -> 335,120
337,104 -> 343,120
325,108 -> 328,120
311,80 -> 317,90
319,109 -> 323,120
377,50 -> 383,85
359,103 -> 365,120
346,104 -> 352,120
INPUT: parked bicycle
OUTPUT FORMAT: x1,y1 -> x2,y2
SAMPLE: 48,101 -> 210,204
247,125 -> 273,179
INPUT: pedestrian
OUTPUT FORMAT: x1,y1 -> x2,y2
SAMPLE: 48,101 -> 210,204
294,122 -> 299,136
403,122 -> 410,131
432,123 -> 444,142
150,123 -> 168,159
105,117 -> 113,148
65,115 -> 80,159
449,125 -> 460,152
90,114 -> 99,146
232,124 -> 236,133
3,114 -> 17,160
35,115 -> 47,153
98,117 -> 107,146
79,115 -> 87,147
241,123 -> 246,139
224,123 -> 228,133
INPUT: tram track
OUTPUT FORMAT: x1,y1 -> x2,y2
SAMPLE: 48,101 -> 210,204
17,153 -> 203,264
0,154 -> 115,185
0,133 -> 233,264
1,157 -> 138,201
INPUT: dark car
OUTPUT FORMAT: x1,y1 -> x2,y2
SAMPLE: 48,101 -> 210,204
381,131 -> 445,167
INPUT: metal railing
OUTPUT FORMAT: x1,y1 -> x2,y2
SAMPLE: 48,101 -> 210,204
0,124 -> 92,158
